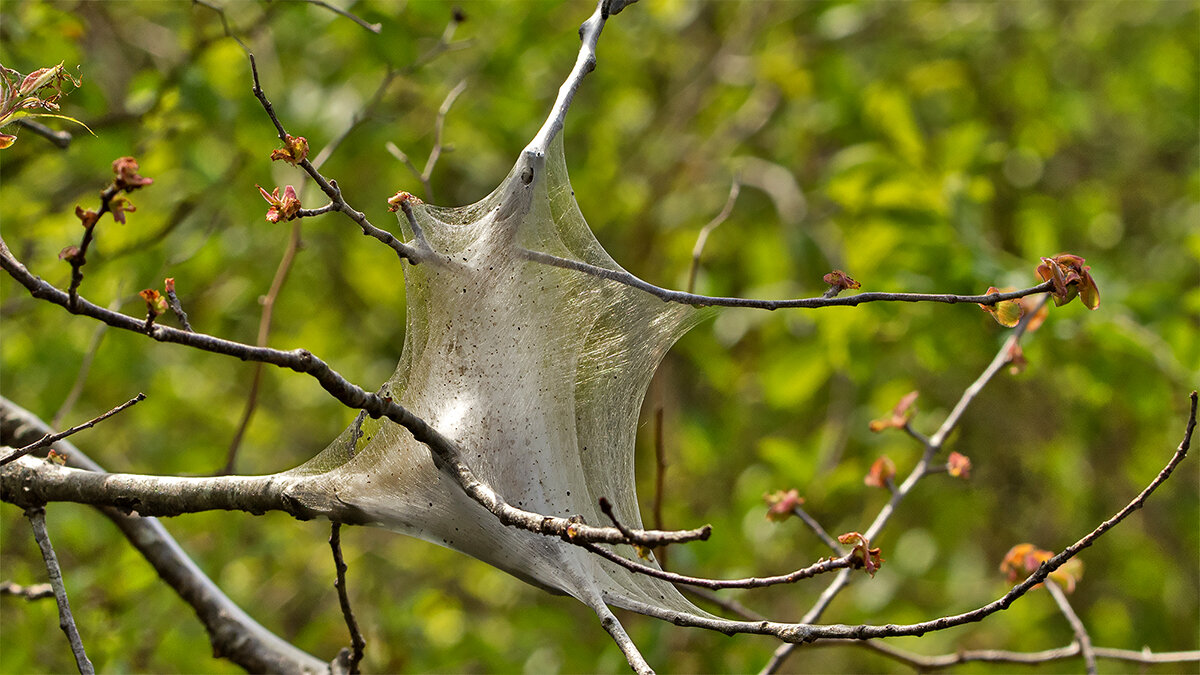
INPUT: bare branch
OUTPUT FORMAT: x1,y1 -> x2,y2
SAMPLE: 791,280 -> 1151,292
524,0 -> 613,157
163,279 -> 194,332
1045,579 -> 1096,675
613,391 -> 1194,647
682,587 -> 766,622
25,506 -> 94,674
0,396 -> 328,674
0,580 -> 55,600
765,298 -> 1092,672
14,118 -> 72,149
330,523 -> 366,674
593,601 -> 653,675
0,393 -> 145,467
584,538 -> 853,589
299,0 -> 381,33
927,296 -> 1050,449
687,176 -> 741,294
191,0 -> 252,54
221,220 -> 302,474
790,504 -> 844,556
520,248 -> 1054,311
593,497 -> 851,589
832,639 -> 1200,670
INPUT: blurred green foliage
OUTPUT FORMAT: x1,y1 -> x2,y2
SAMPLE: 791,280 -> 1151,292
1,1 -> 1197,673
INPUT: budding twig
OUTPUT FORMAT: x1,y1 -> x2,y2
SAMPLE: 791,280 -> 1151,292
0,393 -> 146,467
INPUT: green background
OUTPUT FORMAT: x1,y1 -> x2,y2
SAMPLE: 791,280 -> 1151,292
1,1 -> 1196,672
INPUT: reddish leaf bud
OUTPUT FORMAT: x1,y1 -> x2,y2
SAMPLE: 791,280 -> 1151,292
258,184 -> 302,223
58,245 -> 82,263
822,270 -> 861,294
863,455 -> 897,488
1036,254 -> 1099,310
270,134 -> 309,165
74,205 -> 100,229
946,451 -> 971,479
999,543 -> 1083,593
109,196 -> 136,225
112,156 -> 153,191
763,489 -> 803,522
838,532 -> 885,577
869,391 -> 919,433
139,289 -> 168,316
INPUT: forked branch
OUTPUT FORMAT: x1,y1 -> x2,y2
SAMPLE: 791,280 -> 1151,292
610,391 -> 1195,646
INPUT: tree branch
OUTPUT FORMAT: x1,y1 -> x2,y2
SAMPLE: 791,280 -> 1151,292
0,237 -> 711,547
687,175 -> 741,294
247,55 -> 425,266
524,0 -> 631,157
0,396 -> 328,673
14,117 -> 72,149
583,539 -> 853,589
611,391 -> 1194,646
520,248 -> 1054,310
0,579 -> 55,600
1045,578 -> 1096,675
25,506 -> 94,674
764,297 -> 1104,673
0,393 -> 145,467
834,639 -> 1200,670
330,523 -> 366,674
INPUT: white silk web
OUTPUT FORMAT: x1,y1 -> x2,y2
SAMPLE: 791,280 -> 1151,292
289,134 -> 712,617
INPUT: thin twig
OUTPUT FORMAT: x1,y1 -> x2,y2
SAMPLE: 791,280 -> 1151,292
584,539 -> 853,589
66,184 -> 120,310
592,600 -> 653,675
614,391 -> 1195,645
329,523 -> 365,674
687,176 -> 741,294
248,56 -> 423,265
521,248 -> 1055,311
790,504 -> 844,555
52,294 -> 122,427
0,393 -> 146,467
191,0 -> 251,53
834,639 -> 1200,670
1045,578 -> 1097,675
222,220 -> 302,474
597,496 -> 853,588
765,295 -> 1055,672
682,587 -> 766,621
0,580 -> 55,600
164,279 -> 193,332
26,506 -> 94,674
14,118 -> 71,149
651,407 -> 668,569
300,0 -> 381,33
